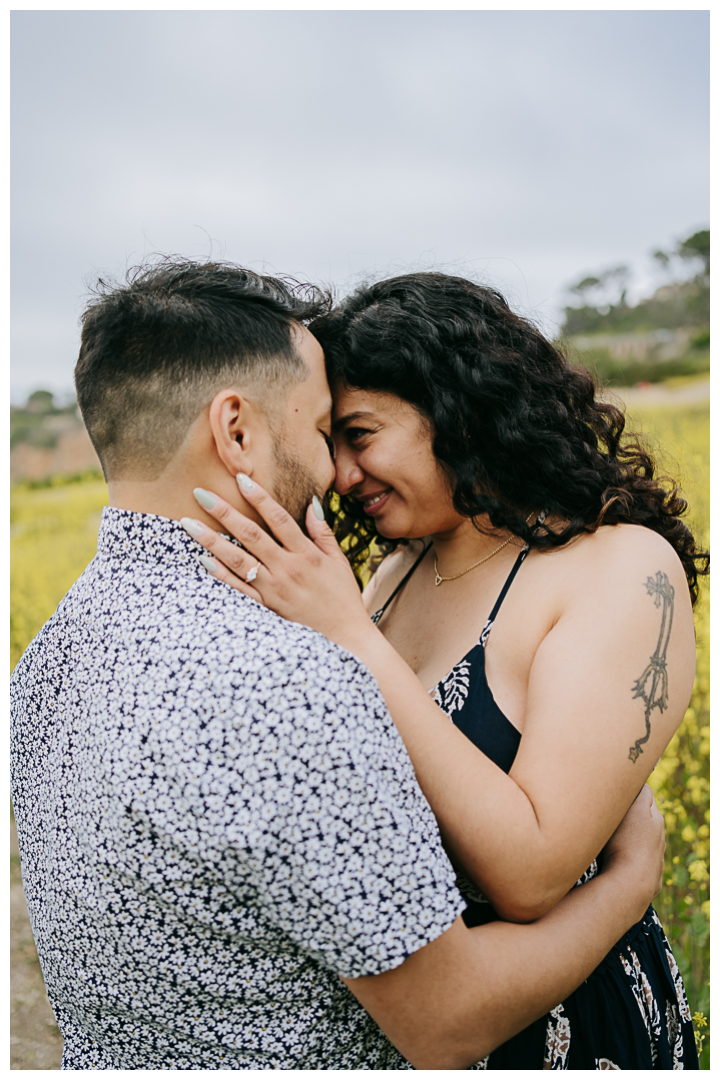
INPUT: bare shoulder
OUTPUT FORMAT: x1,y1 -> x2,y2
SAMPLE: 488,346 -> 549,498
559,524 -> 690,606
362,541 -> 427,614
543,524 -> 696,680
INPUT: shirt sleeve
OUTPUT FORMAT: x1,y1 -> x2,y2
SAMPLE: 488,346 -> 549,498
188,624 -> 466,979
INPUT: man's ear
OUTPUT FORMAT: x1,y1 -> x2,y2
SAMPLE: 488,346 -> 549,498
207,389 -> 258,477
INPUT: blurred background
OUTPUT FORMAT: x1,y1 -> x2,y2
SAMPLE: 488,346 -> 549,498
11,9 -> 709,1069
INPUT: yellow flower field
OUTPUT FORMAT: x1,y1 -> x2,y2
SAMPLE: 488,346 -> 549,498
10,398 -> 710,1065
624,401 -> 710,1066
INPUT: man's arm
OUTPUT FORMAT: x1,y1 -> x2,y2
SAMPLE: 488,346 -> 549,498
344,785 -> 664,1070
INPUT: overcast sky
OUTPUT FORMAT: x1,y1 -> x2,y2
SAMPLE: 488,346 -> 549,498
11,9 -> 709,403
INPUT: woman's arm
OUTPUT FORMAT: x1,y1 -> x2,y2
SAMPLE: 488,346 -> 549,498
187,483 -> 695,921
352,538 -> 694,920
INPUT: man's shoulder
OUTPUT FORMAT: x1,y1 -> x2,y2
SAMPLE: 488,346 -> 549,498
114,558 -> 384,704
195,575 -> 370,669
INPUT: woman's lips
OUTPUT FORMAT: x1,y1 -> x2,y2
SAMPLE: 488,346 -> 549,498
360,489 -> 392,516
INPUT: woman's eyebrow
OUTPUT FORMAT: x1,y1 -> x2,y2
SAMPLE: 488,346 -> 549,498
331,410 -> 377,431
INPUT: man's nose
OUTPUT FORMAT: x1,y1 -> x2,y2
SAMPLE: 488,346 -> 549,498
333,449 -> 364,495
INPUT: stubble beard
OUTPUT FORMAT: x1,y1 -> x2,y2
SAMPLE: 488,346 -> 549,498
271,439 -> 323,533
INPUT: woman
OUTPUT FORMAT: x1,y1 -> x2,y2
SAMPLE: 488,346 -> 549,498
186,273 -> 707,1068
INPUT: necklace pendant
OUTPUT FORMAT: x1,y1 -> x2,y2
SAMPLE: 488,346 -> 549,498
435,572 -> 443,586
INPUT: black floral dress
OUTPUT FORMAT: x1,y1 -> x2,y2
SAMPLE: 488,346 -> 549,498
374,544 -> 699,1069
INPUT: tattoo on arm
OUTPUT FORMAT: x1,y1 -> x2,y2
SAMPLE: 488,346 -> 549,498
628,571 -> 674,763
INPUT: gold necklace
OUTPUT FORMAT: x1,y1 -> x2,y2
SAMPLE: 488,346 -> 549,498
433,514 -> 535,587
433,536 -> 513,586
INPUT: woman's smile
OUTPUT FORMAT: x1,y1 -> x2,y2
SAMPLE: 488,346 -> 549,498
359,488 -> 393,515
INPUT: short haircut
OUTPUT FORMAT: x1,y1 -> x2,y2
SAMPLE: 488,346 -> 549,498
75,258 -> 331,480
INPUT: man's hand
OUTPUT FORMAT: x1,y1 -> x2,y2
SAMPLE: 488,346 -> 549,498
601,784 -> 665,914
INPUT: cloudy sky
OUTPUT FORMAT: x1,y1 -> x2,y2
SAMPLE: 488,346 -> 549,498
11,10 -> 709,403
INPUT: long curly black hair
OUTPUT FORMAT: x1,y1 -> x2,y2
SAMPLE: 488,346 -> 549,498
310,272 -> 708,605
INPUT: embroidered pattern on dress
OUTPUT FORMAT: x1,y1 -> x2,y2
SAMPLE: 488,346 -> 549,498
544,1004 -> 571,1069
666,1002 -> 685,1069
657,915 -> 692,1023
433,660 -> 472,717
620,947 -> 663,1064
574,859 -> 599,888
479,617 -> 494,649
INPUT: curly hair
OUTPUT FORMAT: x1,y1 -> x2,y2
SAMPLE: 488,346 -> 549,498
310,272 -> 708,604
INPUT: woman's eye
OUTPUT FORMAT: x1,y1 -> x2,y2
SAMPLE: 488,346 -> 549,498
346,427 -> 373,442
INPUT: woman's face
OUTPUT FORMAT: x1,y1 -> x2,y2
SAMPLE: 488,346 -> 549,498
331,386 -> 465,539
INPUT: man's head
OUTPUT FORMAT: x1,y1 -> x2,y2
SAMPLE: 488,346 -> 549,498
75,258 -> 336,524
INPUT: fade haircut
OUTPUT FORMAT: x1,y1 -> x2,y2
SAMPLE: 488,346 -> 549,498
75,258 -> 331,480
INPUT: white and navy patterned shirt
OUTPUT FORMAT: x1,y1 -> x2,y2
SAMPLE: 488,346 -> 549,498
10,508 -> 465,1070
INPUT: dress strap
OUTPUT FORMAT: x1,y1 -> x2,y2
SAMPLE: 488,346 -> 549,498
487,546 -> 530,623
484,510 -> 546,629
479,545 -> 529,649
371,543 -> 431,625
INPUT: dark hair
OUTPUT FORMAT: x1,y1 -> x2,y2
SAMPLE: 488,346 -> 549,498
311,272 -> 708,605
75,257 -> 331,480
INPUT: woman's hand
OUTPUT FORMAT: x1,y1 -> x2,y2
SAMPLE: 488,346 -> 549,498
601,784 -> 666,915
182,475 -> 378,654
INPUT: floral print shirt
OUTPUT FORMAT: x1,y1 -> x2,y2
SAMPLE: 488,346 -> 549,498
10,508 -> 465,1070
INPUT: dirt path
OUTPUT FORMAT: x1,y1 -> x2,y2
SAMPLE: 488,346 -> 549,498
604,377 -> 710,409
11,816 -> 63,1070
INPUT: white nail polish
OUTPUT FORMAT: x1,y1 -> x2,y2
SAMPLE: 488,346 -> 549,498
237,473 -> 255,493
194,488 -> 218,511
180,517 -> 204,538
199,555 -> 217,574
312,496 -> 324,521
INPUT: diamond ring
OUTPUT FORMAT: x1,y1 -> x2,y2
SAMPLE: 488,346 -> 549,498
246,563 -> 261,583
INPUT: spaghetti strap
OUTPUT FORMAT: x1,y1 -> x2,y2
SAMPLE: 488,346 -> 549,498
371,543 -> 431,625
482,507 -> 549,638
487,546 -> 529,623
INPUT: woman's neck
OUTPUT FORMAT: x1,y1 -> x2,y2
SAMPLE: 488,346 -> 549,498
429,515 -> 521,579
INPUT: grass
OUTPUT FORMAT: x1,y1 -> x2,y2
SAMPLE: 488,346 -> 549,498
10,398 -> 710,1065
10,478 -> 109,670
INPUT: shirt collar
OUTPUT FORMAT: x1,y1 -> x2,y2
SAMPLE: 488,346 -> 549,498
97,506 -> 208,569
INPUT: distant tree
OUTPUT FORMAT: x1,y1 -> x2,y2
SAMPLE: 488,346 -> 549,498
678,229 -> 709,278
566,265 -> 630,312
652,229 -> 709,281
562,229 -> 709,337
26,390 -> 55,414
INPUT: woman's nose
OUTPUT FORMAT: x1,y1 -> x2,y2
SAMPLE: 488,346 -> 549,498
333,450 -> 364,495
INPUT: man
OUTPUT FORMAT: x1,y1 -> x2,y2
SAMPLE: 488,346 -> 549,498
10,259 -> 664,1070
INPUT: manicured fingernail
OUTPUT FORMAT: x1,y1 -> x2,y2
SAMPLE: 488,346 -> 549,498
237,473 -> 255,493
194,488 -> 218,510
312,496 -> 325,521
199,555 -> 218,574
180,517 -> 205,538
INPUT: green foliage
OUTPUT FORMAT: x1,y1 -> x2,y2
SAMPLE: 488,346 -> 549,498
24,467 -> 105,490
26,389 -> 56,413
574,348 -> 709,388
11,390 -> 80,449
674,229 -> 709,278
563,228 -> 710,339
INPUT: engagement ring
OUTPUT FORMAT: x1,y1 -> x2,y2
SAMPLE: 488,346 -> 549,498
246,563 -> 261,583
